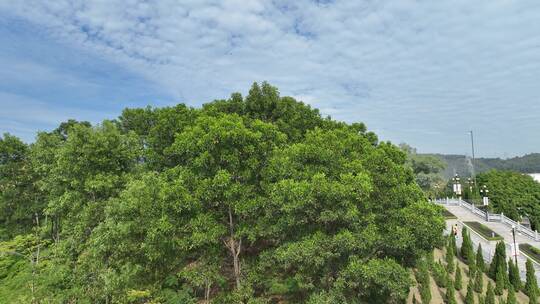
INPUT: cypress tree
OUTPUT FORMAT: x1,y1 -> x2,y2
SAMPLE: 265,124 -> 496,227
469,248 -> 477,278
508,258 -> 521,291
495,265 -> 506,295
455,265 -> 463,290
525,258 -> 539,301
418,258 -> 431,304
476,244 -> 485,273
489,241 -> 507,279
461,227 -> 473,261
465,280 -> 475,304
446,279 -> 457,304
475,267 -> 484,293
486,281 -> 495,304
446,243 -> 455,273
530,290 -> 538,304
450,233 -> 458,256
507,285 -> 517,304
478,294 -> 485,304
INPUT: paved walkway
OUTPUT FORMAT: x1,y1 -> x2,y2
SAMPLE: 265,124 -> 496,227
441,203 -> 540,283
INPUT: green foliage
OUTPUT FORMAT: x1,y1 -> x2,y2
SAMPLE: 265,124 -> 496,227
478,294 -> 485,304
474,267 -> 484,293
489,241 -> 508,281
508,258 -> 521,291
454,265 -> 462,290
400,143 -> 446,196
465,280 -> 475,304
526,258 -> 539,301
446,242 -> 455,273
0,83 -> 446,303
432,261 -> 448,288
507,285 -> 517,304
485,281 -> 495,304
477,170 -> 540,230
495,265 -> 506,295
417,257 -> 432,304
445,278 -> 457,304
461,227 -> 474,262
476,244 -> 485,273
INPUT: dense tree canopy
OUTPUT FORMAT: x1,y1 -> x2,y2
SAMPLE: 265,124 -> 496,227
0,82 -> 444,303
476,169 -> 540,229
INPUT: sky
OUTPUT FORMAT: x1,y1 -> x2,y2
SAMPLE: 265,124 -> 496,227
1,1 -> 539,157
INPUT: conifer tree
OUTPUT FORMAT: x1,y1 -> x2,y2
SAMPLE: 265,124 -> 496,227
475,266 -> 484,293
525,258 -> 539,301
495,265 -> 506,295
418,257 -> 432,304
461,226 -> 473,261
465,280 -> 475,304
447,243 -> 455,273
486,281 -> 495,304
455,265 -> 463,290
508,258 -> 521,291
478,294 -> 485,304
489,241 -> 507,279
469,248 -> 477,278
446,279 -> 457,304
476,244 -> 485,273
507,285 -> 516,304
450,233 -> 458,256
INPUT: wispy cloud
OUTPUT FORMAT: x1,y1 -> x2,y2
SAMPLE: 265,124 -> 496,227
1,1 -> 539,156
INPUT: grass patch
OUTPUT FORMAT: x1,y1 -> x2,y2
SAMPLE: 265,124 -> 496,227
463,221 -> 504,241
520,244 -> 540,264
442,209 -> 457,219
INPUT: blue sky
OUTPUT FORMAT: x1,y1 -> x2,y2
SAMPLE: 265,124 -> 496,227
1,1 -> 539,157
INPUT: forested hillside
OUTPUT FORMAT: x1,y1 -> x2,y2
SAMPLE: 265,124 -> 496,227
428,153 -> 540,178
0,82 -> 444,303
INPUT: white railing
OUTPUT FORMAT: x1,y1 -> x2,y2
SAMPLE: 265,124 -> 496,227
434,197 -> 540,242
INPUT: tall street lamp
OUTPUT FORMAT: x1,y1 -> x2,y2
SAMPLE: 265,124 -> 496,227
453,174 -> 462,200
467,177 -> 475,199
480,185 -> 489,221
511,225 -> 518,265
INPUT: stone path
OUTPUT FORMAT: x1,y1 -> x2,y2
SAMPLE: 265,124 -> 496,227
441,203 -> 540,284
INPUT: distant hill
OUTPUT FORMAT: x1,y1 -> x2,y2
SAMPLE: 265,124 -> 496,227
423,153 -> 540,178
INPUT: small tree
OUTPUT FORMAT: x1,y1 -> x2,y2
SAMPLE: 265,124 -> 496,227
446,243 -> 455,273
455,265 -> 463,290
417,259 -> 432,304
475,267 -> 484,293
486,281 -> 495,304
469,248 -> 477,278
507,285 -> 517,304
508,258 -> 521,291
446,278 -> 457,304
489,241 -> 507,279
495,265 -> 506,295
461,227 -> 473,261
478,294 -> 485,304
476,244 -> 485,273
465,280 -> 475,304
525,258 -> 539,301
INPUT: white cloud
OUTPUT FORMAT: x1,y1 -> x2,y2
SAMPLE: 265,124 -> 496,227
1,0 -> 540,156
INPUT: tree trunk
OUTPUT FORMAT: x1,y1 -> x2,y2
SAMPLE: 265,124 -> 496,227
224,206 -> 242,289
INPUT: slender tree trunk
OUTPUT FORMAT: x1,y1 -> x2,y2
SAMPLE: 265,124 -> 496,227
205,280 -> 211,303
224,206 -> 242,289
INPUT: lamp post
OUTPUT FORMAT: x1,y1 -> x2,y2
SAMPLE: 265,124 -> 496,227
452,174 -> 462,201
467,177 -> 475,199
511,225 -> 518,265
480,185 -> 489,221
